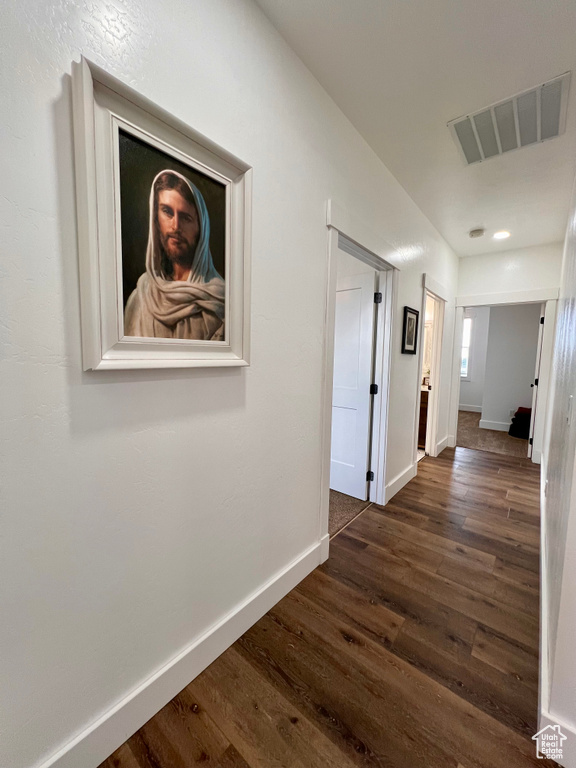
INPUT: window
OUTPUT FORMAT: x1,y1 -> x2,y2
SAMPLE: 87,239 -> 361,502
461,316 -> 473,379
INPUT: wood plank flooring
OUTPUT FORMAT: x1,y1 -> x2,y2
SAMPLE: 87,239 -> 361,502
100,447 -> 557,768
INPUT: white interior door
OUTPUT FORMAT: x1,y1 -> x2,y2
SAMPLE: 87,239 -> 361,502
528,307 -> 545,458
330,270 -> 376,500
425,293 -> 445,457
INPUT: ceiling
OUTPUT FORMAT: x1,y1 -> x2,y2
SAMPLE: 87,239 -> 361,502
255,0 -> 576,256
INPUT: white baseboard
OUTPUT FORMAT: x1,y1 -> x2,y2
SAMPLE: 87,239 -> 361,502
319,533 -> 330,562
447,433 -> 456,448
479,419 -> 510,432
385,463 -> 417,504
436,435 -> 449,455
459,404 -> 482,413
39,541 -> 323,768
532,449 -> 542,465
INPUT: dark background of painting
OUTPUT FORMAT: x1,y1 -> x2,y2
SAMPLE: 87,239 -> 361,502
118,129 -> 226,307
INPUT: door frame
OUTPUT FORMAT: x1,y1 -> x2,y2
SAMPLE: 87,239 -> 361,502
320,225 -> 395,554
427,294 -> 445,456
414,276 -> 447,461
422,292 -> 445,457
528,305 -> 546,460
448,289 -> 559,462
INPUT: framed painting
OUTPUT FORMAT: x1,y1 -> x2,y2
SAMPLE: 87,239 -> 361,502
72,57 -> 251,370
401,306 -> 419,354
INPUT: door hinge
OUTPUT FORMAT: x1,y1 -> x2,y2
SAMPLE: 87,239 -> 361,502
366,470 -> 374,482
370,384 -> 379,395
374,292 -> 382,304
540,316 -> 545,324
529,438 -> 533,446
534,378 -> 539,386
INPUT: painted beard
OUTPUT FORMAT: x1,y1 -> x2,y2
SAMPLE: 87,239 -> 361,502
160,231 -> 195,265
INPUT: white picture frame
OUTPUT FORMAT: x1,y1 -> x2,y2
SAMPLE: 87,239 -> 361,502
71,57 -> 251,370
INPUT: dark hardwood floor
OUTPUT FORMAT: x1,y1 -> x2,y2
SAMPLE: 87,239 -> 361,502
100,447 -> 557,768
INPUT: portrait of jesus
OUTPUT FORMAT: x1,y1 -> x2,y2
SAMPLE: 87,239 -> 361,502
118,130 -> 227,341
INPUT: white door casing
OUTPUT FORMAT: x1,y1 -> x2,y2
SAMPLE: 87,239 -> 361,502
330,270 -> 376,500
528,306 -> 545,459
416,276 -> 448,460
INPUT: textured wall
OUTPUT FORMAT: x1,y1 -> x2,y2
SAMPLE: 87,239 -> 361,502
0,1 -> 457,766
458,243 -> 563,298
546,181 -> 576,727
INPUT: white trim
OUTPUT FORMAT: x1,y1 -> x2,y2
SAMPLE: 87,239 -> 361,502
326,200 -> 401,269
540,461 -> 551,716
479,419 -> 510,432
447,433 -> 457,448
319,533 -> 330,563
413,290 -> 426,464
460,310 -> 475,382
456,288 -> 560,307
532,301 -> 558,463
337,232 -> 395,273
424,273 -> 449,302
385,463 -> 417,504
448,307 -> 464,450
459,404 -> 482,412
426,292 -> 445,457
417,280 -> 446,460
37,540 -> 323,768
528,304 -> 546,459
436,435 -> 449,454
319,228 -> 339,545
370,268 -> 395,506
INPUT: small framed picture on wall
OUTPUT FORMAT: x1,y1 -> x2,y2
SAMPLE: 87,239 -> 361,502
401,306 -> 419,354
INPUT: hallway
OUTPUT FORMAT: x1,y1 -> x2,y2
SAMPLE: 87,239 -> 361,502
100,447 -> 551,768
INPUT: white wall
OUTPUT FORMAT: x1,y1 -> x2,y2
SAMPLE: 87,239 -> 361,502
0,1 -> 458,767
458,243 -> 563,299
387,267 -> 457,490
542,186 -> 576,767
459,306 -> 490,411
479,304 -> 541,431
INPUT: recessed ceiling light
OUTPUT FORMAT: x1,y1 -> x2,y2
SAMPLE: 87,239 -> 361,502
493,230 -> 511,240
469,227 -> 485,238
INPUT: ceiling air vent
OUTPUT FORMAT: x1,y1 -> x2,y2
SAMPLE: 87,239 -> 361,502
448,72 -> 571,165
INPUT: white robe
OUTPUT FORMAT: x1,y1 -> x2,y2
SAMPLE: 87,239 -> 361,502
124,272 -> 224,340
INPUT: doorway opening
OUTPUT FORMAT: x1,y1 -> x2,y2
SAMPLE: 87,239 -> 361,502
416,290 -> 445,461
455,302 -> 549,460
326,232 -> 393,537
